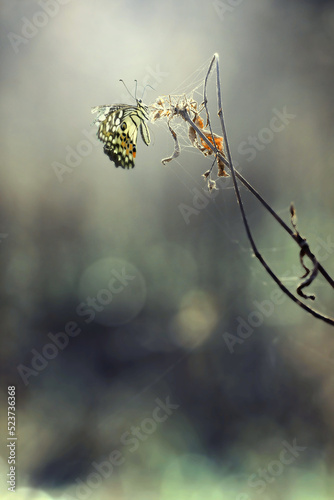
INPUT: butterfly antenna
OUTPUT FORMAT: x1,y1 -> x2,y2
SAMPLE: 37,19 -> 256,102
141,84 -> 155,101
119,79 -> 135,100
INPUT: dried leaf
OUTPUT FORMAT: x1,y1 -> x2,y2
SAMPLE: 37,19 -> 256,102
296,249 -> 318,300
194,115 -> 205,129
208,179 -> 217,191
290,202 -> 297,230
299,248 -> 310,279
188,125 -> 197,148
217,157 -> 229,177
161,121 -> 180,165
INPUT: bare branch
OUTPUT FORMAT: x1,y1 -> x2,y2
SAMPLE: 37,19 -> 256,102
151,54 -> 334,325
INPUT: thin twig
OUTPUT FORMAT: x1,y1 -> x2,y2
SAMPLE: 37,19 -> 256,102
179,54 -> 334,326
213,53 -> 334,325
192,54 -> 334,290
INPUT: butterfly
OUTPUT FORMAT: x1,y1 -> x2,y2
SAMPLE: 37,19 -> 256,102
91,99 -> 150,169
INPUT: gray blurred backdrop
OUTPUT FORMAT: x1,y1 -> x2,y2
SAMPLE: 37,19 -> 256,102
1,0 -> 334,499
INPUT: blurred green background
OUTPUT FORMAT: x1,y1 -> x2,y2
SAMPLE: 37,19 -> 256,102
1,0 -> 334,499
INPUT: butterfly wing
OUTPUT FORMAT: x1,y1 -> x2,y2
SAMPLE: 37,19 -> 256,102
140,120 -> 150,146
92,102 -> 150,169
104,108 -> 139,169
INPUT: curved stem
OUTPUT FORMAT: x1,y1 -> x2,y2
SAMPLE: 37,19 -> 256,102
179,51 -> 334,327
